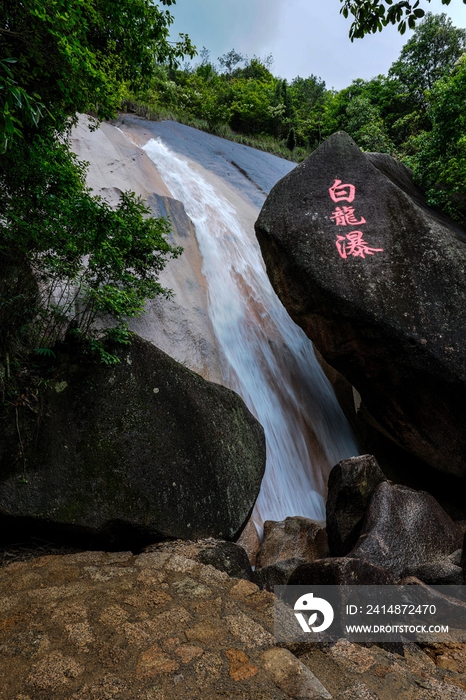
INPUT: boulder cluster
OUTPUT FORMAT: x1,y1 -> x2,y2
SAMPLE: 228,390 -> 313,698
253,454 -> 464,591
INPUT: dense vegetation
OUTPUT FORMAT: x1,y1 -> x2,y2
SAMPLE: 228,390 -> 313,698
0,2 -> 465,381
0,0 -> 194,367
126,12 -> 465,226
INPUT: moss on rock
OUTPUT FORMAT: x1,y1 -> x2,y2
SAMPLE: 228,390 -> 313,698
0,335 -> 266,546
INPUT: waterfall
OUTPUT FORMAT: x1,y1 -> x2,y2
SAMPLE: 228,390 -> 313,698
143,137 -> 359,534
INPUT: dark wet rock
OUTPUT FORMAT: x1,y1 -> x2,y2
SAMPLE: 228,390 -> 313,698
255,131 -> 466,478
253,557 -> 306,591
256,516 -> 328,569
398,576 -> 466,622
350,482 -> 462,579
461,532 -> 466,578
196,541 -> 253,581
0,335 -> 265,546
404,560 -> 463,585
326,454 -> 386,556
288,557 -> 394,586
447,548 -> 462,566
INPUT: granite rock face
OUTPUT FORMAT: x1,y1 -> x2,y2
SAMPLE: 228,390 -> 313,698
253,557 -> 307,591
0,335 -> 266,545
404,559 -> 463,585
255,132 -> 466,477
256,516 -> 328,569
350,482 -> 462,578
196,541 -> 253,581
288,557 -> 394,586
326,455 -> 385,557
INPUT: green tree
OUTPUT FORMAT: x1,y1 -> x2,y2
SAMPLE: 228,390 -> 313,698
390,13 -> 466,101
229,76 -> 275,134
382,13 -> 466,153
218,49 -> 245,76
0,135 -> 182,357
407,55 -> 466,225
0,0 -> 194,362
345,95 -> 394,151
0,58 -> 45,153
286,127 -> 296,151
0,0 -> 194,139
339,0 -> 465,39
289,75 -> 330,146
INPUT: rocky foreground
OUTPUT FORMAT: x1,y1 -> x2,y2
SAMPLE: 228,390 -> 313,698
1,543 -> 466,700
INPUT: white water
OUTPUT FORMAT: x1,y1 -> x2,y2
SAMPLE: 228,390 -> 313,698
144,137 -> 359,533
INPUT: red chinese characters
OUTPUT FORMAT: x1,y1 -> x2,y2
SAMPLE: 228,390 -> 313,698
330,206 -> 366,226
328,179 -> 356,203
336,232 -> 384,259
327,179 -> 383,260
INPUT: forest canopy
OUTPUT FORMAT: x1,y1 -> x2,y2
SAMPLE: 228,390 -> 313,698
127,13 -> 465,227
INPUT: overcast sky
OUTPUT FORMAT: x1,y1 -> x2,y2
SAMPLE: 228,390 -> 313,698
170,0 -> 466,90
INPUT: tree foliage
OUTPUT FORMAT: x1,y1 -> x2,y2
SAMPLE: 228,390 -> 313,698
0,58 -> 45,153
407,55 -> 466,224
390,13 -> 466,98
0,0 -> 195,142
0,0 -> 193,363
0,135 -> 182,357
339,0 -> 465,39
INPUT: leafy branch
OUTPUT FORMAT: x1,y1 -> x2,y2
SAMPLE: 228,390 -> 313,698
339,0 -> 465,39
0,58 -> 46,152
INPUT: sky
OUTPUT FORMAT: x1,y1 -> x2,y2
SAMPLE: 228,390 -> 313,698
169,0 -> 466,90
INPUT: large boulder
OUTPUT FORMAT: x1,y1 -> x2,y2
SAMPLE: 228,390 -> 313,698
350,482 -> 462,578
0,336 -> 265,545
255,132 -> 466,477
326,454 -> 385,556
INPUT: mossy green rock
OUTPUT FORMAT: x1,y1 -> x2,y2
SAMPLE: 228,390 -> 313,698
256,132 -> 466,477
0,335 -> 265,544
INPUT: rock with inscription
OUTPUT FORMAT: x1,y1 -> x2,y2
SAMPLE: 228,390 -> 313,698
288,557 -> 394,586
255,132 -> 466,478
350,482 -> 462,578
326,454 -> 386,556
0,335 -> 265,546
256,516 -> 328,569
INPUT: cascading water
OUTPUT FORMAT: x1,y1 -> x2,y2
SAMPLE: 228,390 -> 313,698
143,137 -> 359,533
